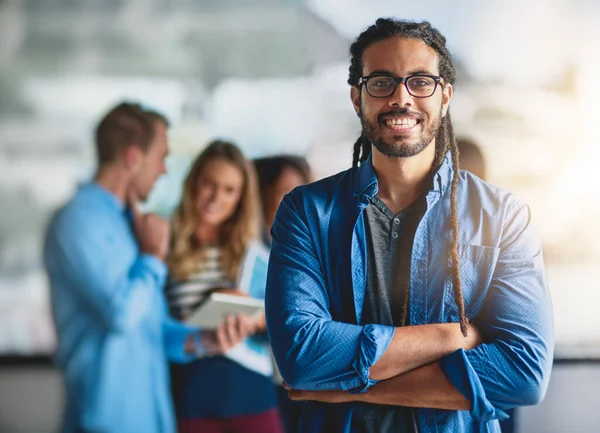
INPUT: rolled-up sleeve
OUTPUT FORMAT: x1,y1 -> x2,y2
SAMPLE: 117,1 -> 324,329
440,201 -> 554,422
265,192 -> 395,392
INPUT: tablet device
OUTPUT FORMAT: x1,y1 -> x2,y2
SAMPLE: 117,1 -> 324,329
185,292 -> 265,329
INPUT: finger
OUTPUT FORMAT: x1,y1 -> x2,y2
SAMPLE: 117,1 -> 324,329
127,189 -> 143,222
226,315 -> 240,345
254,313 -> 266,332
282,382 -> 291,391
237,315 -> 254,338
235,314 -> 246,339
216,322 -> 230,352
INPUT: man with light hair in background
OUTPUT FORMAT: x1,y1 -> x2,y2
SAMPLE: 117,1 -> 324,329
43,102 -> 252,433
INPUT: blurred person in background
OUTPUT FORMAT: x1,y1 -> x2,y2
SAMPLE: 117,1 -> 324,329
253,154 -> 312,433
253,155 -> 312,246
266,18 -> 553,433
457,136 -> 515,433
166,140 -> 284,433
457,137 -> 486,180
43,103 -> 248,433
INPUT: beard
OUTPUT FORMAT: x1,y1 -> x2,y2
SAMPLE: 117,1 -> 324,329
360,105 -> 443,158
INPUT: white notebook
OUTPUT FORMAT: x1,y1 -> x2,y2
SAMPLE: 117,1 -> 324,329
185,292 -> 265,329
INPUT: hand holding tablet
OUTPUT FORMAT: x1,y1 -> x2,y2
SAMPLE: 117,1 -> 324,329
186,291 -> 265,329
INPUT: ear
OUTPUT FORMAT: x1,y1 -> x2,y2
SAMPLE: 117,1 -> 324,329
123,145 -> 143,172
441,83 -> 453,117
350,86 -> 361,117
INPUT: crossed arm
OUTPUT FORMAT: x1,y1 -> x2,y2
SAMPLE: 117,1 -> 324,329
268,304 -> 477,410
345,323 -> 481,409
281,319 -> 478,409
287,361 -> 471,410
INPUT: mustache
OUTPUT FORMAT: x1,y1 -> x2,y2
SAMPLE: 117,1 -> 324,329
377,108 -> 422,123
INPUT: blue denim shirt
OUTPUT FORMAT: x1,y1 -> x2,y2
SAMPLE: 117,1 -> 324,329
43,183 -> 198,433
265,154 -> 554,433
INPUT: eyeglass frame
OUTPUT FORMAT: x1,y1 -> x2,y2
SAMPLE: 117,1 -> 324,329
357,73 -> 444,99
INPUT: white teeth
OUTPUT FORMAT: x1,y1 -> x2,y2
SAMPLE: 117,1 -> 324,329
385,118 -> 417,128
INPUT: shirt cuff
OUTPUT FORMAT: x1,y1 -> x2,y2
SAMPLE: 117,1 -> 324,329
138,254 -> 168,287
164,319 -> 199,363
351,324 -> 396,393
439,349 -> 508,422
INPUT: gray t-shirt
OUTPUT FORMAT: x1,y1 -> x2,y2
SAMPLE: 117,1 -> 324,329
360,195 -> 425,433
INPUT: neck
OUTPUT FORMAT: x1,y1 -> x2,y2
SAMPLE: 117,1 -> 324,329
94,163 -> 131,204
371,141 -> 436,214
195,223 -> 221,245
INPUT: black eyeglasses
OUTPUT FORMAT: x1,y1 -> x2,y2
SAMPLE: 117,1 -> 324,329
358,74 -> 443,98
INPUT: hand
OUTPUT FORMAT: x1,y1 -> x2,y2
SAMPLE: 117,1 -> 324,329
128,190 -> 170,260
283,383 -> 354,404
200,314 -> 257,355
252,312 -> 267,334
207,290 -> 265,332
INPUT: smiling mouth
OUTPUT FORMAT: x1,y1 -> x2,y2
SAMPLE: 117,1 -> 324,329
382,117 -> 419,130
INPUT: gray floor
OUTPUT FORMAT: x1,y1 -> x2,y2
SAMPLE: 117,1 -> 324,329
518,363 -> 600,433
0,363 -> 599,433
0,366 -> 62,433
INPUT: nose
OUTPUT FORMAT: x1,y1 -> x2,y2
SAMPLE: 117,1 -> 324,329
208,187 -> 218,203
388,80 -> 413,109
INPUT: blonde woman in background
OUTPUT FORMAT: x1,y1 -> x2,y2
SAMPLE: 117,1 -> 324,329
166,140 -> 283,433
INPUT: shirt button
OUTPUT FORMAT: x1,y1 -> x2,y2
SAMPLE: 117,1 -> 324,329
391,231 -> 398,239
393,218 -> 400,225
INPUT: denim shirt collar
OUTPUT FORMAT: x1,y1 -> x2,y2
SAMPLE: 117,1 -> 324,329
353,151 -> 454,199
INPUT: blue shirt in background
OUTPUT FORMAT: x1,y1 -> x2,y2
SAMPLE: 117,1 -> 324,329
265,154 -> 554,433
43,182 -> 198,433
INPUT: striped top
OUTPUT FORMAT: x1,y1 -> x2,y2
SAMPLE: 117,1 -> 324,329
165,246 -> 234,320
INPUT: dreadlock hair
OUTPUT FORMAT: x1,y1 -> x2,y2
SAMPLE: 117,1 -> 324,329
349,18 -> 467,336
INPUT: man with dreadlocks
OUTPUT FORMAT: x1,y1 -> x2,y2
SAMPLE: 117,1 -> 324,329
265,18 -> 553,433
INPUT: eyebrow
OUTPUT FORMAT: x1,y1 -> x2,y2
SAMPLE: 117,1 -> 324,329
366,69 -> 438,76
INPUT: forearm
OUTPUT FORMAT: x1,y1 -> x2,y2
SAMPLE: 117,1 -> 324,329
369,323 -> 479,380
287,361 -> 470,411
360,362 -> 471,410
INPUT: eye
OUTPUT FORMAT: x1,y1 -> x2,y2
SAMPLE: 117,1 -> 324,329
369,77 -> 395,88
408,77 -> 435,87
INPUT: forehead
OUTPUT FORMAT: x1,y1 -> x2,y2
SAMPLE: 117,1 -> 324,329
362,36 -> 440,76
149,120 -> 168,152
200,158 -> 244,183
275,166 -> 305,187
